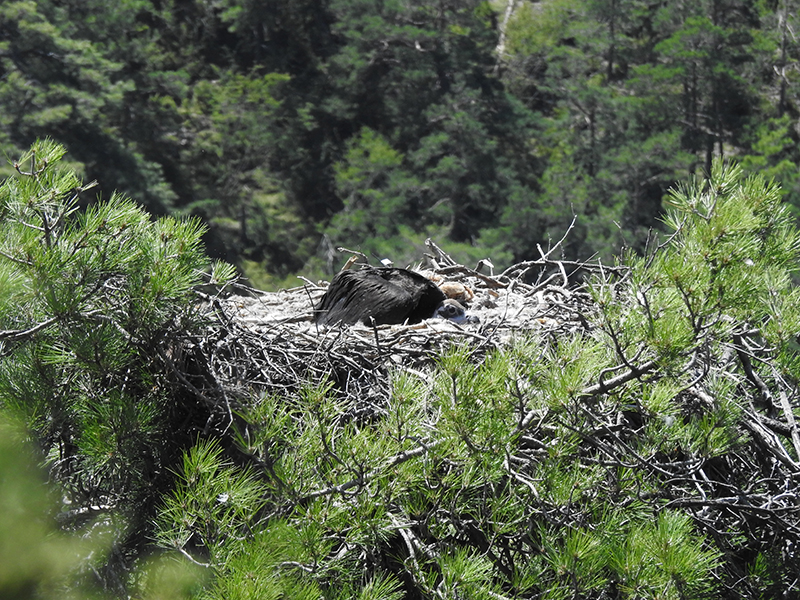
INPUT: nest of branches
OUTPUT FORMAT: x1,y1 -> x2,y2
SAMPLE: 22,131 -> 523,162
181,236 -> 800,596
191,239 -> 600,418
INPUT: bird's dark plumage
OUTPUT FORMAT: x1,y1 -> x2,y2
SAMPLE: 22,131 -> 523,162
315,267 -> 448,326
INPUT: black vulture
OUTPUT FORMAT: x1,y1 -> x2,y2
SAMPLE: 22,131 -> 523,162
314,267 -> 472,326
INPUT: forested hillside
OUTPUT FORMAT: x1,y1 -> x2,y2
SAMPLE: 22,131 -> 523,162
2,0 -> 799,285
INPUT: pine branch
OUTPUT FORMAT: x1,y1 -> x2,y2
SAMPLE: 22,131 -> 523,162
0,317 -> 58,341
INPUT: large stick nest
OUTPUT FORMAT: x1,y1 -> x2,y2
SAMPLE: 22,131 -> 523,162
193,240 -> 597,411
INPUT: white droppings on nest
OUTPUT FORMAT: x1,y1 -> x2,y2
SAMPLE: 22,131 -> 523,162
192,250 -> 608,421
218,287 -> 321,328
210,265 -> 591,357
193,241 -> 615,419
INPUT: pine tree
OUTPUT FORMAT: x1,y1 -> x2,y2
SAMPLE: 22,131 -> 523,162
0,139 -> 234,585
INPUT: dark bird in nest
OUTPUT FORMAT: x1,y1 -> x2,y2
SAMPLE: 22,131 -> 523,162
314,267 -> 475,326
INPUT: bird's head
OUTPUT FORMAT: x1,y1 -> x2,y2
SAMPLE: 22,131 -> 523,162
433,299 -> 479,324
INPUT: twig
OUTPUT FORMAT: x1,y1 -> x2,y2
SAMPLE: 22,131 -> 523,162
300,439 -> 444,502
335,246 -> 369,265
771,366 -> 800,460
0,316 -> 59,341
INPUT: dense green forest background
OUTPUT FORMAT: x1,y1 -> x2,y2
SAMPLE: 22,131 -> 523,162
3,0 -> 800,286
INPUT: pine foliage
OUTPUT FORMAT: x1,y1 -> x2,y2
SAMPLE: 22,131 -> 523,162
152,161 -> 800,598
0,139 -> 233,581
4,144 -> 800,598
